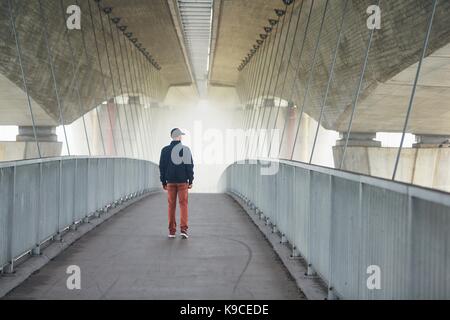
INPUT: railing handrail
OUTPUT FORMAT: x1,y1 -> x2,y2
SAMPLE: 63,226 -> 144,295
0,156 -> 157,169
0,157 -> 160,274
227,158 -> 450,206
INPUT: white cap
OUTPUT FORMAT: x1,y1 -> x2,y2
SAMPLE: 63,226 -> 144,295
171,128 -> 185,139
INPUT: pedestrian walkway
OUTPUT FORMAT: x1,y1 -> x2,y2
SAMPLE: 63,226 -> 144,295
5,193 -> 304,300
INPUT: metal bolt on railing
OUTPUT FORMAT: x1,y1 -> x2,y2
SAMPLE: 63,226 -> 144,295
31,245 -> 41,257
290,246 -> 301,260
306,264 -> 316,277
327,287 -> 338,300
4,261 -> 14,274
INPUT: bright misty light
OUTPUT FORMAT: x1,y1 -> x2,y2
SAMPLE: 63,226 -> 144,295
377,132 -> 415,148
198,99 -> 209,109
0,126 -> 18,141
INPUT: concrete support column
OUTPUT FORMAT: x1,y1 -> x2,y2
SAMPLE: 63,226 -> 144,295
279,103 -> 297,159
333,132 -> 380,175
0,126 -> 62,161
16,126 -> 58,142
128,96 -> 142,105
263,98 -> 275,108
333,132 -> 450,193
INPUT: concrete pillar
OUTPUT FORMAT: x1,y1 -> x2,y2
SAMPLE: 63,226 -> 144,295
0,126 -> 62,161
106,99 -> 118,156
335,132 -> 381,147
263,98 -> 275,108
279,103 -> 297,159
333,132 -> 450,193
129,96 -> 142,105
333,132 -> 380,175
16,126 -> 58,142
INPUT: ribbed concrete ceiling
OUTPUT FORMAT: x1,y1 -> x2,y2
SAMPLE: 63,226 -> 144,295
100,0 -> 285,90
101,0 -> 192,86
209,0 -> 283,87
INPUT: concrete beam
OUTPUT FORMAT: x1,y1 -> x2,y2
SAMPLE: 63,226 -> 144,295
16,126 -> 58,142
414,134 -> 450,148
336,132 -> 381,148
0,126 -> 62,161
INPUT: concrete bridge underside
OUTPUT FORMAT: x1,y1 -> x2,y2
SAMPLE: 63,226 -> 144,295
1,0 -> 449,133
3,193 -> 304,300
236,0 -> 450,135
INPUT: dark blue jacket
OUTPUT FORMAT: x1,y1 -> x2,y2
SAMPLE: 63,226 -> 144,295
159,141 -> 194,185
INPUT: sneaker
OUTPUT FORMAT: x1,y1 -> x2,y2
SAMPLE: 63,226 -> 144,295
180,231 -> 189,239
168,233 -> 176,239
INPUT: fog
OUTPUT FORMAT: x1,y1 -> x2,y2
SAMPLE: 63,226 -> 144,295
0,96 -> 416,193
150,101 -> 241,193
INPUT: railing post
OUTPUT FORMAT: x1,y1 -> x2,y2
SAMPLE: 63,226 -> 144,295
84,158 -> 90,224
120,158 -> 124,203
259,210 -> 265,221
70,158 -> 78,231
95,159 -> 102,218
306,169 -> 316,277
290,246 -> 300,260
5,165 -> 17,274
357,181 -> 364,299
327,175 -> 337,300
32,162 -> 43,256
111,158 -> 116,208
54,159 -> 62,242
406,192 -> 413,299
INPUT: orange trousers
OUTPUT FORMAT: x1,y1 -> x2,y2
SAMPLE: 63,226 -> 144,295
167,183 -> 189,234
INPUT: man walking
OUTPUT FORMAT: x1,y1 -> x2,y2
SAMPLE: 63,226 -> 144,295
159,128 -> 194,239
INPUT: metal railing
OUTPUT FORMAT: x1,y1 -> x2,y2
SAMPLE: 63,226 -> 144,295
0,157 -> 160,273
220,159 -> 450,300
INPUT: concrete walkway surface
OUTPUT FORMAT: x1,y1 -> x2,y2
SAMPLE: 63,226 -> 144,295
4,193 -> 304,300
